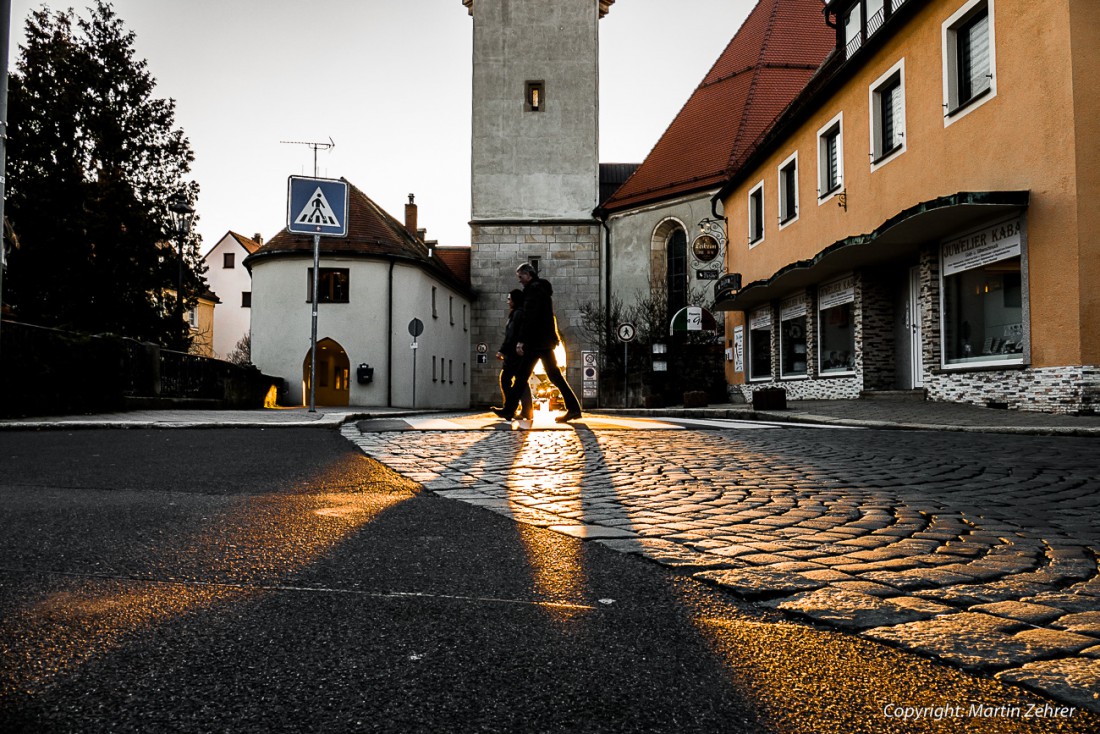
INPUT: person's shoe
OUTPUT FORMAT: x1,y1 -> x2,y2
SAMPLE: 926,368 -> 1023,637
490,407 -> 513,421
555,410 -> 582,423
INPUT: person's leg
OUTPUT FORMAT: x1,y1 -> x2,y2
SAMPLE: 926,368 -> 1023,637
540,348 -> 581,415
498,353 -> 539,416
519,380 -> 533,420
498,366 -> 511,408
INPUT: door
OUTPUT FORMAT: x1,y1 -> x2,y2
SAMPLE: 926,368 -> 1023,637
907,266 -> 924,389
302,338 -> 350,407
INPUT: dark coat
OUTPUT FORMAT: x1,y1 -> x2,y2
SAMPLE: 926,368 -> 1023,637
518,277 -> 559,350
499,308 -> 525,366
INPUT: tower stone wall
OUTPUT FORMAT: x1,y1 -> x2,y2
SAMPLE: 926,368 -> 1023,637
465,0 -> 609,406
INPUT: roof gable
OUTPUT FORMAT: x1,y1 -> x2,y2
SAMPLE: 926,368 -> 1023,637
247,179 -> 471,294
601,0 -> 833,213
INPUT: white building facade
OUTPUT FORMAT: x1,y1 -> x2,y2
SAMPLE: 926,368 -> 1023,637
202,231 -> 261,360
247,183 -> 472,409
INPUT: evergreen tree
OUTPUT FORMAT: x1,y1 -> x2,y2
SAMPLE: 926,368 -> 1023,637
4,1 -> 202,348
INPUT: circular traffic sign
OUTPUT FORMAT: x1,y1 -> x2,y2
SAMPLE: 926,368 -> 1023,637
617,323 -> 636,342
408,318 -> 424,337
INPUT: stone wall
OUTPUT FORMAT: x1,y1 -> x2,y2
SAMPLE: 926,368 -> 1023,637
469,222 -> 600,406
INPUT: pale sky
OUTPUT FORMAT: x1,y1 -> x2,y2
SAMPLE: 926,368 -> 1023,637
7,0 -> 755,254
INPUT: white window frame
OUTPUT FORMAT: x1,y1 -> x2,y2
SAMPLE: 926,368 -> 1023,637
817,112 -> 844,204
747,307 -> 773,382
777,152 -> 799,229
942,0 -> 996,127
779,295 -> 809,380
870,58 -> 907,170
817,275 -> 857,377
843,2 -> 863,59
748,180 -> 765,247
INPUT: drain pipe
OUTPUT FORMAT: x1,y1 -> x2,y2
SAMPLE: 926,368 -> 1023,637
386,258 -> 395,406
596,208 -> 612,344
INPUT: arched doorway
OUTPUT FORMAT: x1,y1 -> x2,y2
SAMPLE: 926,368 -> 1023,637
302,338 -> 350,407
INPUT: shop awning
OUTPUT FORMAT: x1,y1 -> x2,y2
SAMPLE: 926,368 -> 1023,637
712,191 -> 1029,312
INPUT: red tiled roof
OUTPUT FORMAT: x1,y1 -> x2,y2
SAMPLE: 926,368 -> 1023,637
601,0 -> 833,213
228,231 -> 262,254
434,246 -> 472,285
247,180 -> 471,294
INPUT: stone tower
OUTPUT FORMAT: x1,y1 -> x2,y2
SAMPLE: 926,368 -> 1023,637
461,0 -> 613,406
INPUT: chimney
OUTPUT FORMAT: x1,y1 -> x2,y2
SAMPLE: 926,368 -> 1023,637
252,233 -> 264,245
404,194 -> 418,237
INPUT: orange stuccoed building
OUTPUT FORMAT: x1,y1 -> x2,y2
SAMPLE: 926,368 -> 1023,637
711,0 -> 1099,413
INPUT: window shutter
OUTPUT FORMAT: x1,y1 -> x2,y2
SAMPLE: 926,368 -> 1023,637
960,12 -> 990,101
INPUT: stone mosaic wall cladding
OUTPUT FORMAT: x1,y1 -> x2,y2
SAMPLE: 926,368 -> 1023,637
733,283 -> 863,402
469,223 -> 601,406
860,272 -> 898,390
925,366 -> 1100,414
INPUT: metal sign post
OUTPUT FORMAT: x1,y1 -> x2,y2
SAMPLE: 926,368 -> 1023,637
287,175 -> 348,412
616,323 -> 636,407
309,234 -> 320,412
408,318 -> 424,408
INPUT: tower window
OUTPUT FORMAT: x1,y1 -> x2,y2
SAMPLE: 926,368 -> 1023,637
525,81 -> 544,112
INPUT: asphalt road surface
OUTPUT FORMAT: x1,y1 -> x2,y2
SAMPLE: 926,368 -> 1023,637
1,428 -> 1096,733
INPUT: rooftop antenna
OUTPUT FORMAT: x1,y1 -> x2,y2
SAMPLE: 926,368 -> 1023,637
280,137 -> 335,177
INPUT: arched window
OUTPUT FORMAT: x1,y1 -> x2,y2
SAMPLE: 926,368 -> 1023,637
666,228 -> 688,317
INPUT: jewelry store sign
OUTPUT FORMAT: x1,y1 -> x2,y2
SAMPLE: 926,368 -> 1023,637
942,218 -> 1022,277
818,275 -> 855,310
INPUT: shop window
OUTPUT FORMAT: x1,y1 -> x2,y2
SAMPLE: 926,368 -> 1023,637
748,308 -> 773,381
306,268 -> 349,303
778,153 -> 798,226
940,217 -> 1024,366
818,276 -> 856,375
870,60 -> 905,166
780,297 -> 808,378
943,0 -> 995,123
748,182 -> 765,246
817,114 -> 843,200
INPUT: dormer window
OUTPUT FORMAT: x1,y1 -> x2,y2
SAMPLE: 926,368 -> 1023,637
837,0 -> 904,59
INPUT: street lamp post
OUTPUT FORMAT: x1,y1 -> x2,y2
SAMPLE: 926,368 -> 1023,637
168,194 -> 195,351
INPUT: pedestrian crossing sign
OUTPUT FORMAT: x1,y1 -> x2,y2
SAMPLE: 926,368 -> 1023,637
287,176 -> 348,237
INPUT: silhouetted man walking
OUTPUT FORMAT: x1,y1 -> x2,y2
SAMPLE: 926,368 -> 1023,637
492,262 -> 582,423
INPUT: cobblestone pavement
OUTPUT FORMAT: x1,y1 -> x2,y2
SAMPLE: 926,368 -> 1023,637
343,412 -> 1100,714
